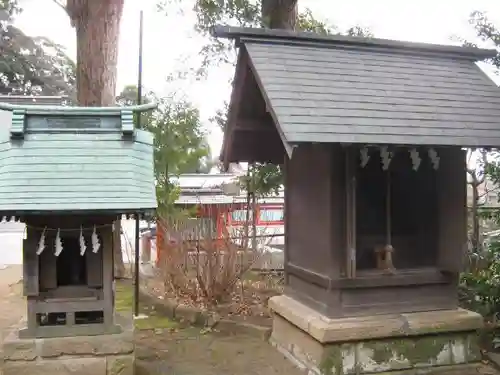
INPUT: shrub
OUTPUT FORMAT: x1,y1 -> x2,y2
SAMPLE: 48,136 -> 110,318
154,207 -> 275,308
460,239 -> 500,319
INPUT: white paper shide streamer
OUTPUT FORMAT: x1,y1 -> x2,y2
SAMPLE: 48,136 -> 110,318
409,148 -> 421,171
79,226 -> 87,256
92,226 -> 100,253
54,229 -> 63,257
360,147 -> 370,168
428,148 -> 440,170
36,227 -> 47,255
380,146 -> 393,171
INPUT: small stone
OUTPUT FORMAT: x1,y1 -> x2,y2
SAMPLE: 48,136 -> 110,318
175,304 -> 206,325
107,355 -> 134,375
206,313 -> 221,328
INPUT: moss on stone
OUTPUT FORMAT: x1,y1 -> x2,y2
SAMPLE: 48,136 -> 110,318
366,342 -> 394,365
466,333 -> 482,362
390,336 -> 449,365
319,346 -> 342,375
107,356 -> 134,375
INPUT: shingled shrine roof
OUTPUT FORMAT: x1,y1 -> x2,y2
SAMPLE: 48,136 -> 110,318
0,103 -> 157,215
212,26 -> 500,164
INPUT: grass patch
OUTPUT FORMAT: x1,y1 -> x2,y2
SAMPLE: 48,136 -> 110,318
115,280 -> 179,331
135,315 -> 178,330
115,281 -> 134,312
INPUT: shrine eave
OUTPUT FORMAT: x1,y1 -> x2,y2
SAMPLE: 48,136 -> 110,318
0,105 -> 158,214
0,102 -> 157,116
1,210 -> 155,223
215,25 -> 500,165
212,25 -> 496,60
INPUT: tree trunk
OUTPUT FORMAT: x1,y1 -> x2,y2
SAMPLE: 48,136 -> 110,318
66,0 -> 126,279
261,0 -> 298,30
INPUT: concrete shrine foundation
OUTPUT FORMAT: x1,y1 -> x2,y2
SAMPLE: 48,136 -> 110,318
1,315 -> 135,375
269,295 -> 484,375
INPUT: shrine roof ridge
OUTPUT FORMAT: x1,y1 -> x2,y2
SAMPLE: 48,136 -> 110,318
0,102 -> 158,116
211,25 -> 496,61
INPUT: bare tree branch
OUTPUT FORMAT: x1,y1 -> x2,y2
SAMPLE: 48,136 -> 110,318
467,148 -> 474,165
477,149 -> 488,185
466,148 -> 488,185
52,0 -> 68,14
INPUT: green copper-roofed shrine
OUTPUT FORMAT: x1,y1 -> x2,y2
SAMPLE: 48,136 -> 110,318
0,101 -> 157,367
0,102 -> 157,214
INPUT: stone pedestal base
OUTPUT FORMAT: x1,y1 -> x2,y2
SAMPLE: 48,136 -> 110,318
269,295 -> 484,375
1,315 -> 135,375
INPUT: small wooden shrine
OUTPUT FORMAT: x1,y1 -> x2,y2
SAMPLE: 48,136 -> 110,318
213,25 -> 500,374
0,102 -> 156,375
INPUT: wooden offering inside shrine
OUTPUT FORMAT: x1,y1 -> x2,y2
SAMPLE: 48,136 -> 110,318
213,25 -> 499,374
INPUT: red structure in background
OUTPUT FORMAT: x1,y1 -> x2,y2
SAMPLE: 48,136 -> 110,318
155,202 -> 284,267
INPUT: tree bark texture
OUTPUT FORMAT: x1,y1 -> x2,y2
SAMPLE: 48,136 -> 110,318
67,0 -> 123,106
66,0 -> 126,278
261,0 -> 298,30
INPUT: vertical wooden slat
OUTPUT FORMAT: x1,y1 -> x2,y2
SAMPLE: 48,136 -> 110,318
101,226 -> 114,327
86,238 -> 103,287
23,227 -> 39,296
66,312 -> 75,327
437,147 -> 467,273
26,298 -> 37,335
39,236 -> 57,290
345,147 -> 357,278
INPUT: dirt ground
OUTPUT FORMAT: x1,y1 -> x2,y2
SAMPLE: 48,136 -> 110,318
3,269 -> 497,375
0,265 -> 25,340
135,328 -> 304,375
115,280 -> 305,375
0,267 -> 303,375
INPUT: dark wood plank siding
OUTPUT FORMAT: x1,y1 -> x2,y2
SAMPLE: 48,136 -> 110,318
437,147 -> 468,273
39,236 -> 57,290
23,226 -> 39,296
285,144 -> 340,276
86,245 -> 103,288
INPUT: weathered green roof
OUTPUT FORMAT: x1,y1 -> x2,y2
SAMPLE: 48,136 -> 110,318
0,103 -> 158,215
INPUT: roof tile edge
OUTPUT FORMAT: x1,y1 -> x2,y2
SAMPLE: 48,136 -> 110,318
210,25 -> 497,61
0,102 -> 158,116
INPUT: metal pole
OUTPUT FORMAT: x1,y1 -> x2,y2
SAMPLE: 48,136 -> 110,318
137,10 -> 144,113
133,9 -> 144,318
134,213 -> 140,316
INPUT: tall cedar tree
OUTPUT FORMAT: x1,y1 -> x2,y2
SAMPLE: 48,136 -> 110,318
62,0 -> 127,278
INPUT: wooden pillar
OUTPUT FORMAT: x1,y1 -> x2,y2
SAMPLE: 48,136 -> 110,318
437,147 -> 467,274
39,235 -> 57,290
23,226 -> 39,335
284,144 -> 344,314
101,225 -> 114,328
86,240 -> 103,288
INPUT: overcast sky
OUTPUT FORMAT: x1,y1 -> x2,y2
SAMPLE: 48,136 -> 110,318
15,0 -> 500,155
